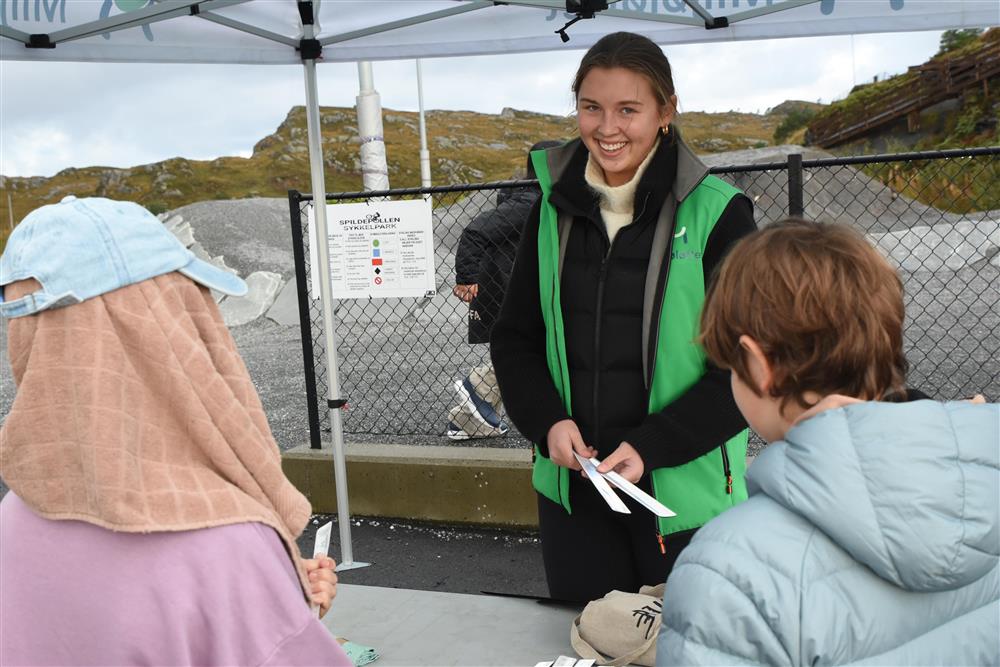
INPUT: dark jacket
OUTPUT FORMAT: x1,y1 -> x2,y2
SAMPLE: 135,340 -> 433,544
455,187 -> 539,343
490,135 -> 756,472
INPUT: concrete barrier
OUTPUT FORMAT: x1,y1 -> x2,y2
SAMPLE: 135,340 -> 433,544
282,443 -> 538,529
283,445 -> 761,530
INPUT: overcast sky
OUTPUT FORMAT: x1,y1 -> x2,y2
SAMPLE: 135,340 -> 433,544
1,30 -> 944,178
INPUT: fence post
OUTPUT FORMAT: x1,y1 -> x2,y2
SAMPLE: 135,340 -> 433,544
287,190 -> 323,450
787,153 -> 804,217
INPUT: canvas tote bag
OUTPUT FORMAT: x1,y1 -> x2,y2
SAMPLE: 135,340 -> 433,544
570,583 -> 665,666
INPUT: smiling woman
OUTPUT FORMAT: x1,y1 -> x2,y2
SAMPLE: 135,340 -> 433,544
576,66 -> 672,187
490,31 -> 757,603
573,36 -> 677,187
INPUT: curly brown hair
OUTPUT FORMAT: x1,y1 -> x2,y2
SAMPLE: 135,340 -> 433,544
699,218 -> 907,412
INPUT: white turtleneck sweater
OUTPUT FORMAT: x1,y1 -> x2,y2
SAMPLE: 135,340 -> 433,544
584,137 -> 660,244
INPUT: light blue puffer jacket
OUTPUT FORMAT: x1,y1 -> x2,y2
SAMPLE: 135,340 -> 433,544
657,401 -> 999,666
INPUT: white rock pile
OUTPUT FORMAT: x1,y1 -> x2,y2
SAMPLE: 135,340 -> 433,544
157,212 -> 286,327
868,219 -> 1000,272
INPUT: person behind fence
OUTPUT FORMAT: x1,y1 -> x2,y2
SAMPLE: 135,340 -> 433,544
0,197 -> 352,666
657,218 -> 999,666
489,32 -> 756,601
447,140 -> 563,441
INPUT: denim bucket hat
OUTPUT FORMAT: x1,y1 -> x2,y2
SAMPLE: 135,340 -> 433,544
0,196 -> 247,318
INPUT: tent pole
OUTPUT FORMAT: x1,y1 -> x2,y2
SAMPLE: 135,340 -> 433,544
301,20 -> 368,572
416,58 -> 432,196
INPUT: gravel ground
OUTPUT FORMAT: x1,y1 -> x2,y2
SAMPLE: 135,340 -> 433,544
169,198 -> 298,281
5,148 -> 998,439
218,252 -> 1000,455
236,150 -> 999,449
902,262 -> 1000,399
0,150 -> 995,595
3,148 -> 997,455
5,255 -> 994,461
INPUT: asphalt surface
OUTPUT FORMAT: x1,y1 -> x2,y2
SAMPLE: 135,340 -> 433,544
296,515 -> 550,600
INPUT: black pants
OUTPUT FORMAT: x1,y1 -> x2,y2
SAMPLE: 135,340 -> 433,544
537,471 -> 695,602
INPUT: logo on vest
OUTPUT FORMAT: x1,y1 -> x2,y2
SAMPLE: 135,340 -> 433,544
671,226 -> 701,259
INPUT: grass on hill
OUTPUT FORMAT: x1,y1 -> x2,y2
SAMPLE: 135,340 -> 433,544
0,104 -> 788,251
809,28 -> 1000,214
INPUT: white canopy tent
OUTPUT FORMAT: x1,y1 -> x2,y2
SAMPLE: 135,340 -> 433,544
2,0 -> 995,569
2,1 -> 996,63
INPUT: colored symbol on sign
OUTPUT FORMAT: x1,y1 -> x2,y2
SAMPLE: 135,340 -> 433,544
374,268 -> 381,275
374,277 -> 383,285
372,239 -> 380,247
372,258 -> 383,266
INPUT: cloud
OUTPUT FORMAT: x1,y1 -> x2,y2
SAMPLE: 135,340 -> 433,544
1,127 -> 75,176
1,61 -> 298,175
0,31 -> 944,178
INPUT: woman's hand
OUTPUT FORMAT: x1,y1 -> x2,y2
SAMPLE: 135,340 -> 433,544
597,441 -> 644,484
303,555 -> 338,618
546,419 -> 596,470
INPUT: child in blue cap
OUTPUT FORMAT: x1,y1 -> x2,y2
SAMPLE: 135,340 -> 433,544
0,197 -> 352,666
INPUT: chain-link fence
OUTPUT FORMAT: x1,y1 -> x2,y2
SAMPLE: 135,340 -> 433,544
290,147 -> 1000,447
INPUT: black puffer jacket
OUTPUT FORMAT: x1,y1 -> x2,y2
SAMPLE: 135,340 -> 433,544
491,135 -> 756,472
455,187 -> 539,343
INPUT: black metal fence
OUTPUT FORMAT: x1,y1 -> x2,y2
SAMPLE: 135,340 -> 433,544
290,147 -> 1000,448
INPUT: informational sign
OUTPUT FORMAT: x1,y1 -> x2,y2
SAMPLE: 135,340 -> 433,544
308,199 -> 436,300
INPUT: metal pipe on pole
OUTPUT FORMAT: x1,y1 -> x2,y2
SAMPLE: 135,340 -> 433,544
300,3 -> 367,571
416,59 -> 432,193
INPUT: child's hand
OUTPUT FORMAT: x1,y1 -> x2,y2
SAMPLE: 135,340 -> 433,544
597,441 -> 645,483
966,394 -> 986,404
302,555 -> 338,618
794,394 -> 862,425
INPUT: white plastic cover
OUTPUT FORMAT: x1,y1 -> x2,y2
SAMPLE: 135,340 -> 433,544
356,90 -> 390,191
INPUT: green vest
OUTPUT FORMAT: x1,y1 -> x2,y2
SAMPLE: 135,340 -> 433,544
531,148 -> 749,536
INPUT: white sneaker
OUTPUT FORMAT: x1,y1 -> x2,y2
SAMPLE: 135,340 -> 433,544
446,421 -> 470,441
454,377 -> 509,433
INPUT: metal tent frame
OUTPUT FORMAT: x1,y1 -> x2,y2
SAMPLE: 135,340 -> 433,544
2,0 -> 994,569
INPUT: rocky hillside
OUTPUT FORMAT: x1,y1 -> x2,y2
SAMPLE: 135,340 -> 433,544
807,28 -> 1000,153
1,103 -> 800,249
